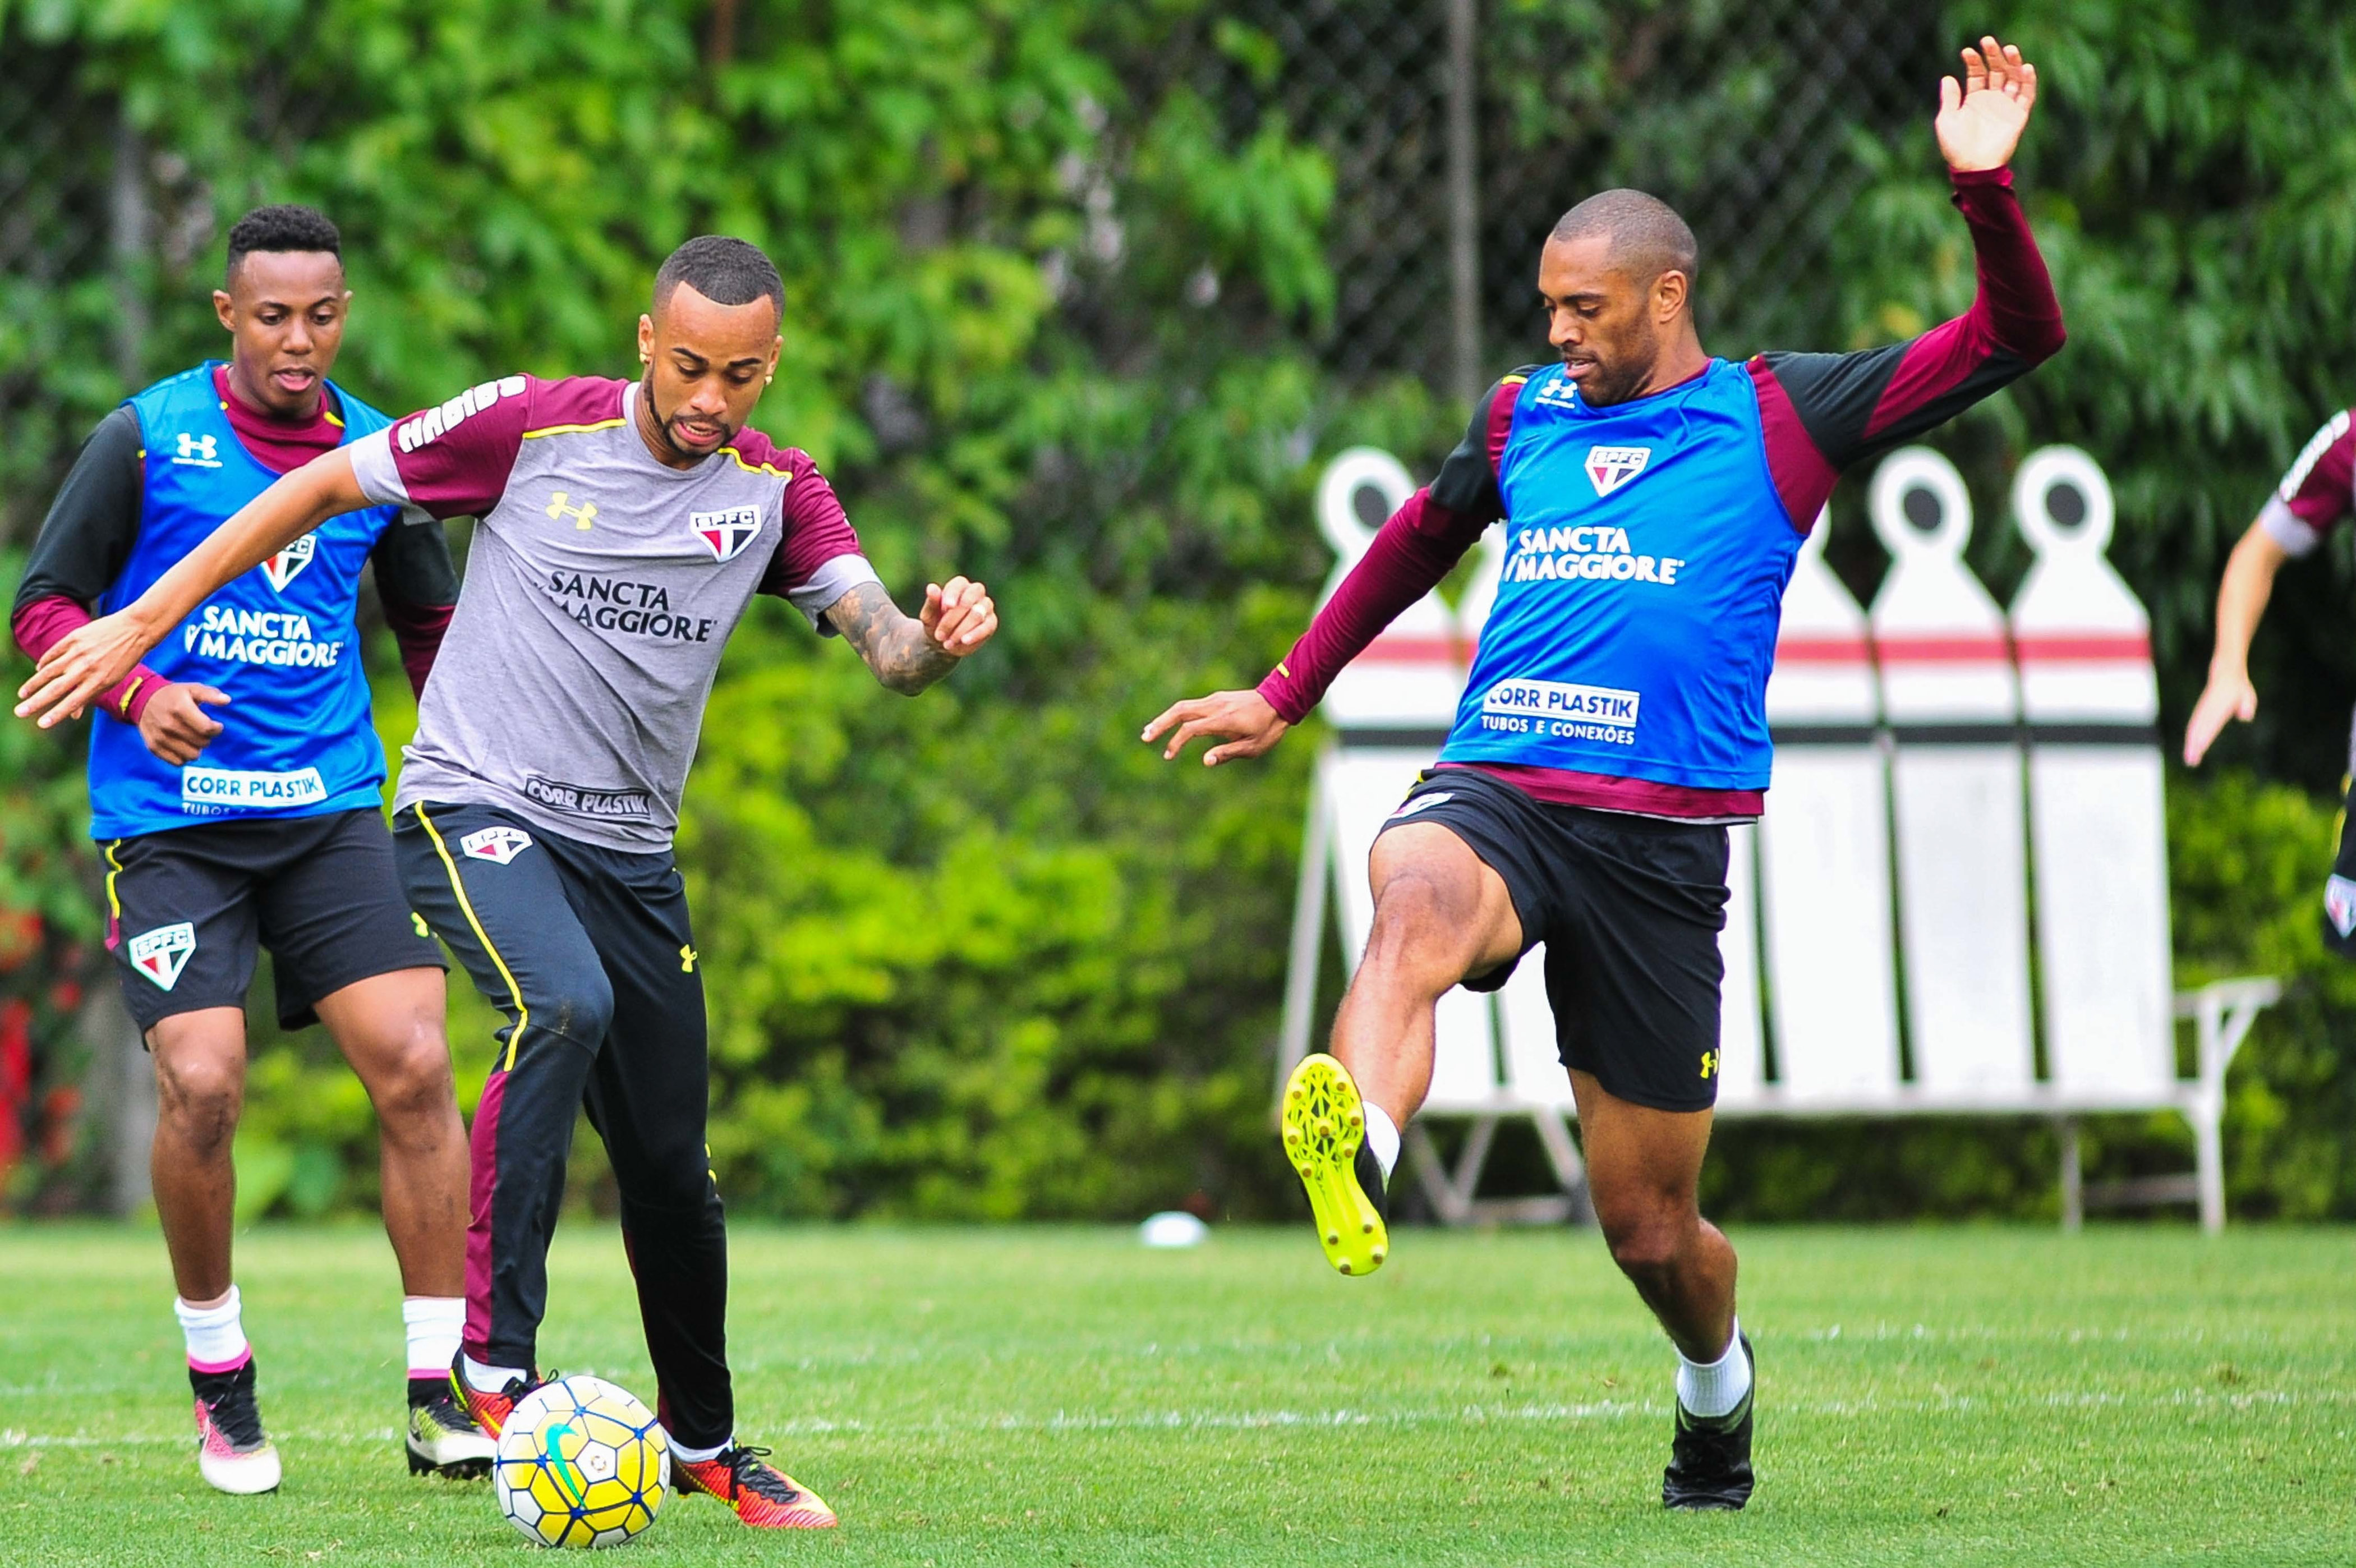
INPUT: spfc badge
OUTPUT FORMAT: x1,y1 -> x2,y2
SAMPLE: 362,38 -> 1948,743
1585,445 -> 1652,498
262,532 -> 316,592
690,505 -> 763,563
128,922 -> 197,991
460,825 -> 534,865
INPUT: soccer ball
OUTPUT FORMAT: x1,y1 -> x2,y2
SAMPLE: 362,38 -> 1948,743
493,1376 -> 669,1548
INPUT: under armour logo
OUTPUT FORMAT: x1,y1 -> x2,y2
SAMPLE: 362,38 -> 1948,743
1699,1050 -> 1719,1079
679,944 -> 698,973
173,433 -> 222,467
546,490 -> 598,530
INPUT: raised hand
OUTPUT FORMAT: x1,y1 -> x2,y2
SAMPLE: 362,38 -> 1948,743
1142,688 -> 1291,767
1935,34 -> 2037,173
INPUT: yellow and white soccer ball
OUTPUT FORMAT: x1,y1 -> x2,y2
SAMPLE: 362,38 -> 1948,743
493,1375 -> 669,1549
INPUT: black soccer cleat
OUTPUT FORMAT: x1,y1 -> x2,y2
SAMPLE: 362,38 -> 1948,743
1662,1331 -> 1755,1511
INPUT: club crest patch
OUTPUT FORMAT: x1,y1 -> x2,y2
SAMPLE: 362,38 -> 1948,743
261,532 -> 316,592
459,825 -> 534,865
128,922 -> 196,991
689,505 -> 763,563
1585,445 -> 1652,497
2327,874 -> 2356,939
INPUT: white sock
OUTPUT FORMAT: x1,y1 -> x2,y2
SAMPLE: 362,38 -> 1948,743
403,1296 -> 464,1381
463,1352 -> 530,1395
670,1434 -> 731,1464
1360,1103 -> 1401,1184
1674,1317 -> 1751,1420
175,1287 -> 250,1372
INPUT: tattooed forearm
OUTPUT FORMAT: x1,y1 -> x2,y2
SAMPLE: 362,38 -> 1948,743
824,581 -> 960,695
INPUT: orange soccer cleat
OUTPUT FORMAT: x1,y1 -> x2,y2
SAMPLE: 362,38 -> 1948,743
675,1445 -> 838,1529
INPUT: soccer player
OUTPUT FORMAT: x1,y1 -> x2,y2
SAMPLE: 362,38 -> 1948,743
9,205 -> 489,1492
1145,37 -> 2062,1510
20,235 -> 998,1530
2183,407 -> 2356,950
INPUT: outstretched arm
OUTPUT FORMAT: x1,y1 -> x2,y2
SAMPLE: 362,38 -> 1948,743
1748,36 -> 2062,528
2185,410 -> 2356,765
1146,377 -> 1520,767
823,576 -> 996,695
15,449 -> 363,727
2183,522 -> 2288,766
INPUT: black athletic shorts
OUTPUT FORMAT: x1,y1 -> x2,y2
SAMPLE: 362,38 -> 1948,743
1376,767 -> 1732,1114
102,808 -> 445,1036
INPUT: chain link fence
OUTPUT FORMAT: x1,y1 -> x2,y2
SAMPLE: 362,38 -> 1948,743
0,32 -> 116,544
1203,0 -> 1940,395
4,2 -> 1939,530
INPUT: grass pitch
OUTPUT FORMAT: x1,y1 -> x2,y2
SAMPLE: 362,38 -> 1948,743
0,1223 -> 2348,1565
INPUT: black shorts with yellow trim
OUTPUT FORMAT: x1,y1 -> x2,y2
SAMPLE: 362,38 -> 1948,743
103,808 -> 445,1036
1375,767 -> 1732,1114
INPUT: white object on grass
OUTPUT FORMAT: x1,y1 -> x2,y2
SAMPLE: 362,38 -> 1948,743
1138,1211 -> 1210,1248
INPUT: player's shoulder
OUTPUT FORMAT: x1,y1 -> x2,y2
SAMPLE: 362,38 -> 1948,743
1492,365 -> 1546,401
516,375 -> 630,438
326,379 -> 396,438
121,361 -> 221,425
2279,407 -> 2356,498
1479,366 -> 1548,435
713,425 -> 820,486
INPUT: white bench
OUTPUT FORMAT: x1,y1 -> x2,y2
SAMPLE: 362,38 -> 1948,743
1276,446 -> 2277,1232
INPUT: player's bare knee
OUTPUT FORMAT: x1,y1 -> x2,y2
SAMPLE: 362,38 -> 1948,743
1595,1190 -> 1696,1281
154,1051 -> 243,1157
1603,1216 -> 1688,1286
1365,872 -> 1483,985
367,1024 -> 458,1131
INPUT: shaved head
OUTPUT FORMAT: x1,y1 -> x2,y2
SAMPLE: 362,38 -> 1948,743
1536,189 -> 1707,408
1550,189 -> 1697,291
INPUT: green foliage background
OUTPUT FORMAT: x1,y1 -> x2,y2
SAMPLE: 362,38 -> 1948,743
2,0 -> 2354,1222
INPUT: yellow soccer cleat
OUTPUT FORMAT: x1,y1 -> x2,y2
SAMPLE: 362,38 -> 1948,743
1280,1052 -> 1389,1277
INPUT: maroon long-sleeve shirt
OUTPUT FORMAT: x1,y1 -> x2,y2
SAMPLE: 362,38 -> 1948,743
1260,165 -> 2065,817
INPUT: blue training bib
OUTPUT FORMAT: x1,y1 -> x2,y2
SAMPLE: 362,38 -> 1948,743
1438,358 -> 1803,793
89,362 -> 403,840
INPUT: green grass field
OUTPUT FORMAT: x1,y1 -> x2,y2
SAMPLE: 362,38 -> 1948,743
0,1223 -> 2348,1565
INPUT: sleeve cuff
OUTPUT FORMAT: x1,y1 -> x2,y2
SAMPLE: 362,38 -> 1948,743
1948,165 -> 2016,190
347,427 -> 410,508
1257,669 -> 1310,724
112,668 -> 164,726
2258,494 -> 2323,558
789,553 -> 885,633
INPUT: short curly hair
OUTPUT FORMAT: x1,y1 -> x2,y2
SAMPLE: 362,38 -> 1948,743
653,234 -> 783,315
225,205 -> 342,281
